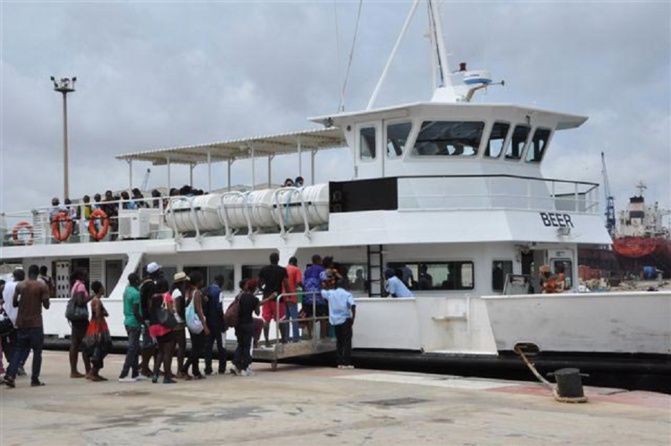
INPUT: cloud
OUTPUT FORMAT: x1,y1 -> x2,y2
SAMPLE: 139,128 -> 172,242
1,0 -> 669,231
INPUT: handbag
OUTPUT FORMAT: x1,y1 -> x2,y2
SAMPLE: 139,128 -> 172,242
185,290 -> 204,334
0,315 -> 14,337
65,298 -> 89,322
223,295 -> 240,330
156,295 -> 178,329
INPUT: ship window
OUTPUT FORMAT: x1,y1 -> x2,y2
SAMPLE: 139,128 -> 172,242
505,125 -> 531,160
389,261 -> 474,291
360,126 -> 377,160
484,122 -> 510,158
412,121 -> 484,156
183,265 -> 234,291
208,265 -> 235,292
386,122 -> 412,159
338,263 -> 369,293
492,260 -> 513,292
525,127 -> 551,163
242,265 -> 264,282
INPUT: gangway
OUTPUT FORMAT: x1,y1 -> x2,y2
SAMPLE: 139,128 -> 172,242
229,291 -> 337,370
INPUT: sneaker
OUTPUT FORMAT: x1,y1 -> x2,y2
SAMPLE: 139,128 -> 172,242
344,365 -> 355,369
229,367 -> 241,376
30,380 -> 45,387
17,367 -> 26,377
118,376 -> 137,383
241,369 -> 255,377
3,376 -> 15,388
132,375 -> 147,381
163,377 -> 177,384
337,365 -> 345,369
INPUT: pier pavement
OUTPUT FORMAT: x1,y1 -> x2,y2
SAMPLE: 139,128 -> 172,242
1,351 -> 669,445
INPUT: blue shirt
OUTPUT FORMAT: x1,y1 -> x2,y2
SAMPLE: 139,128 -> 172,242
386,276 -> 413,298
321,288 -> 355,326
303,265 -> 325,305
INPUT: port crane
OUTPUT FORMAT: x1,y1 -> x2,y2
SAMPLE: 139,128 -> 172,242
601,152 -> 616,236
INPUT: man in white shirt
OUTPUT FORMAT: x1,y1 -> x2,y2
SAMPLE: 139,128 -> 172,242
1,269 -> 27,375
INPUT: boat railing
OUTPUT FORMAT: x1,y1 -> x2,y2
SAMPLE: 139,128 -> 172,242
0,195 -> 173,247
397,175 -> 600,213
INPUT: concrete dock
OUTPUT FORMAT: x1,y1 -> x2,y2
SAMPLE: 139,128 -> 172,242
1,351 -> 669,445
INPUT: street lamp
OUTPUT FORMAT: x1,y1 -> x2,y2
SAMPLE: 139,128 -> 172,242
50,76 -> 77,199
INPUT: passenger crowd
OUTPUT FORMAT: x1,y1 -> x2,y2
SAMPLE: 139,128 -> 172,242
0,252 -> 357,388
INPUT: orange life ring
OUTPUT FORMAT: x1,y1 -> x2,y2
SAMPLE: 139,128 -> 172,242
12,221 -> 34,246
51,211 -> 73,242
88,209 -> 110,241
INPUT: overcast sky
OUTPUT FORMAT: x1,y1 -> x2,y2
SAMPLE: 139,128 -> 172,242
1,1 -> 669,228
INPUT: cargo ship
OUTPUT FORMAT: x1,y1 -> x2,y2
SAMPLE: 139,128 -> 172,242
612,183 -> 671,278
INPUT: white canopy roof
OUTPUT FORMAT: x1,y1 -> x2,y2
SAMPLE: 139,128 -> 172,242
115,127 -> 347,166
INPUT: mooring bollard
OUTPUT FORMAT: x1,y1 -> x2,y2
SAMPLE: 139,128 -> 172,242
552,368 -> 585,399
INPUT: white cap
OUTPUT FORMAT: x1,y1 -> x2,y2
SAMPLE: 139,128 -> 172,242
146,262 -> 162,274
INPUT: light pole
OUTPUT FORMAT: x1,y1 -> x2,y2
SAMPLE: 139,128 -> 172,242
50,76 -> 76,199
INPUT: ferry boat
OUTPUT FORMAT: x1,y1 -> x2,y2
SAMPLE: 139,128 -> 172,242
1,0 -> 669,386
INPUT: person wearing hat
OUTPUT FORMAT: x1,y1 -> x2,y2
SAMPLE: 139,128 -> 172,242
138,262 -> 163,377
171,272 -> 191,380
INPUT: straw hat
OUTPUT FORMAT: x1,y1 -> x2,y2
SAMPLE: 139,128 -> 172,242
173,271 -> 189,283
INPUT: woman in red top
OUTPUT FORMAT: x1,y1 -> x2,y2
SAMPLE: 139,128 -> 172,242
149,279 -> 176,384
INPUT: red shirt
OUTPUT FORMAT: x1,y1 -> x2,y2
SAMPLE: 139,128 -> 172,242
284,264 -> 303,303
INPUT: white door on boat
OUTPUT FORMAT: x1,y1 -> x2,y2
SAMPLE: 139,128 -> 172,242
354,121 -> 384,180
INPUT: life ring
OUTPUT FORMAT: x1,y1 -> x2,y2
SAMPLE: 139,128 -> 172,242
51,211 -> 73,242
88,209 -> 110,241
12,221 -> 34,246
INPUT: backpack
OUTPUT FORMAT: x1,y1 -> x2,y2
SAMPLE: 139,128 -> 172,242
223,295 -> 240,329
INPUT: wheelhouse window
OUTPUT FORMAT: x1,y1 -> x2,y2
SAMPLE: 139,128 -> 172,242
360,126 -> 377,160
505,124 -> 531,160
386,122 -> 412,159
525,127 -> 551,163
183,265 -> 234,291
412,121 -> 484,156
492,260 -> 513,292
484,122 -> 510,158
391,261 -> 475,290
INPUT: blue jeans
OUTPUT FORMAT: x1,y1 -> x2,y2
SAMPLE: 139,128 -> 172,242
119,325 -> 141,378
285,302 -> 300,342
7,327 -> 44,382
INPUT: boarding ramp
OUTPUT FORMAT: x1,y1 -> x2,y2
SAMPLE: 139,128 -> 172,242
243,292 -> 336,370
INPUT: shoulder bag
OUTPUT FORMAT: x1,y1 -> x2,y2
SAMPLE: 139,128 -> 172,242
223,294 -> 241,330
65,298 -> 89,322
156,294 -> 178,329
185,290 -> 204,334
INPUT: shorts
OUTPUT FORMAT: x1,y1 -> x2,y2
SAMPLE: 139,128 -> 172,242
261,300 -> 286,323
302,303 -> 328,318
